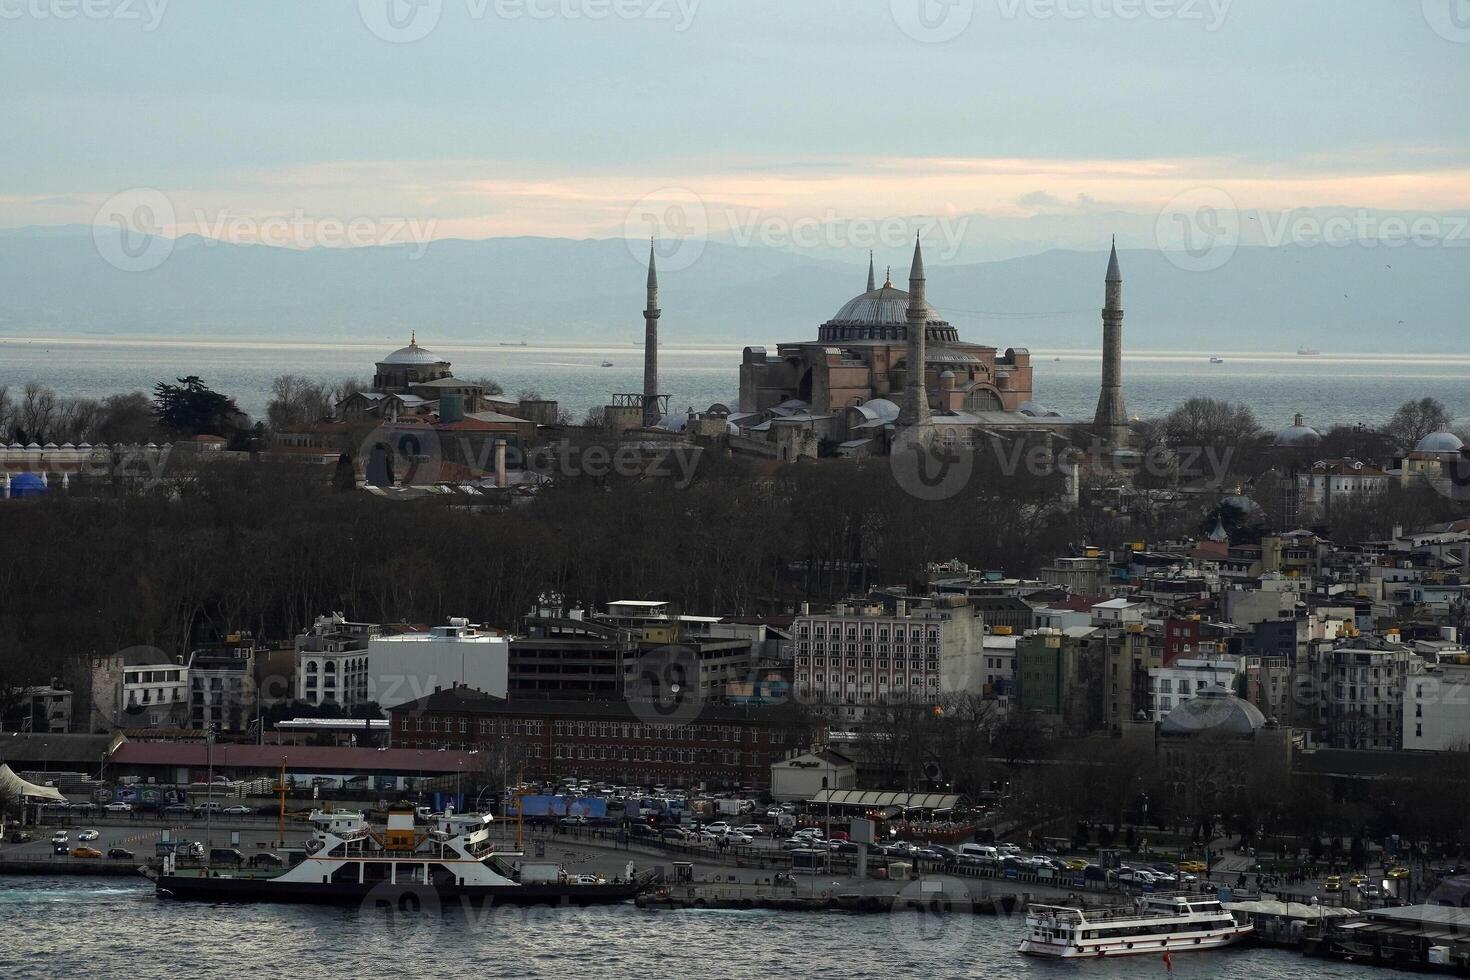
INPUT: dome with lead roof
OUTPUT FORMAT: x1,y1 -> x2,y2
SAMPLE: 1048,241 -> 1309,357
1415,431 -> 1464,454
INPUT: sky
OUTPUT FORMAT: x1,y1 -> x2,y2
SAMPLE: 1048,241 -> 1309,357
1,0 -> 1468,262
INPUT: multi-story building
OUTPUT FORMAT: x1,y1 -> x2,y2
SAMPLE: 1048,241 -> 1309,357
1298,458 -> 1390,517
187,633 -> 259,734
1222,573 -> 1304,628
295,613 -> 380,708
979,633 -> 1017,703
1148,656 -> 1240,720
367,618 -> 509,710
508,613 -> 640,699
1,686 -> 72,734
1307,637 -> 1421,751
1243,655 -> 1291,724
388,686 -> 807,791
1014,626 -> 1104,733
1099,624 -> 1163,728
1403,656 -> 1470,751
792,594 -> 986,722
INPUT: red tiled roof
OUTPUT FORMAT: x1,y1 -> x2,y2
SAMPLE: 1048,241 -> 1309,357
109,741 -> 478,774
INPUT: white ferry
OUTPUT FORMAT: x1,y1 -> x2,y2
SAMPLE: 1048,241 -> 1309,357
1018,893 -> 1253,959
151,805 -> 643,907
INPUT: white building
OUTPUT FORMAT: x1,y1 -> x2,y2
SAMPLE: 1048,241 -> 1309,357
1403,658 -> 1470,752
1091,598 -> 1146,627
123,663 -> 188,719
769,749 -> 857,802
793,594 -> 987,722
367,618 -> 509,710
980,633 -> 1017,704
1149,656 -> 1239,720
295,613 -> 380,708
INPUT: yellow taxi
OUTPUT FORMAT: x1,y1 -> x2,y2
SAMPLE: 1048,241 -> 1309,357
1387,867 -> 1410,880
70,846 -> 103,859
1179,860 -> 1207,873
1064,858 -> 1088,871
1323,875 -> 1342,892
1347,874 -> 1367,887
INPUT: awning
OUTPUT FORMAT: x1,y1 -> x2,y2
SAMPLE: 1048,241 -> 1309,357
807,789 -> 961,811
0,763 -> 66,802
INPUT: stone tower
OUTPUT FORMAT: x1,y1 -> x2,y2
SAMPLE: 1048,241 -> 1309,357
1093,238 -> 1128,442
642,239 -> 662,427
898,236 -> 932,427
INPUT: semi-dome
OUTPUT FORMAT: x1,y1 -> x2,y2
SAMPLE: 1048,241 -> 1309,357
1160,689 -> 1265,738
856,398 -> 901,423
1415,431 -> 1464,454
1275,412 -> 1321,448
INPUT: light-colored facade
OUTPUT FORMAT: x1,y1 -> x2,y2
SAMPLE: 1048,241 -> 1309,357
1308,640 -> 1420,751
793,595 -> 987,722
367,619 -> 509,710
769,749 -> 857,802
295,614 -> 380,708
187,636 -> 258,734
123,664 -> 188,716
1403,658 -> 1470,752
1149,656 -> 1240,720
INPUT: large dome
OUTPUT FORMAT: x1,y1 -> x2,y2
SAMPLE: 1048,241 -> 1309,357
1416,431 -> 1464,454
380,340 -> 446,366
1160,689 -> 1265,738
829,284 -> 940,326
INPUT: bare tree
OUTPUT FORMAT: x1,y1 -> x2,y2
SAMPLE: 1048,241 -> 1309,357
1385,397 -> 1451,453
266,375 -> 333,432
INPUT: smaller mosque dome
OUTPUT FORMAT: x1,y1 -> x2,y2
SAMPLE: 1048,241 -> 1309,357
380,337 -> 445,366
1416,431 -> 1464,453
1275,413 -> 1321,448
1160,689 -> 1264,738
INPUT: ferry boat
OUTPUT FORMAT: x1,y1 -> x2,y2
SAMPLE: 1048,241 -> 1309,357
1018,893 -> 1253,959
150,806 -> 644,907
1209,356 -> 1224,364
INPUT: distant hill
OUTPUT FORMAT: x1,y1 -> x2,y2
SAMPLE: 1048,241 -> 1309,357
0,226 -> 1463,353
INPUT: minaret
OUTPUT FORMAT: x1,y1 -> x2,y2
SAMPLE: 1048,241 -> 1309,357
866,250 -> 876,292
898,235 -> 932,426
642,238 -> 662,427
1093,237 -> 1128,443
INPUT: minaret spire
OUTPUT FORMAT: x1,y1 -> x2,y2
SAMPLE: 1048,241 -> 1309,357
1093,237 -> 1128,443
897,234 -> 932,427
642,239 -> 662,427
866,251 -> 876,292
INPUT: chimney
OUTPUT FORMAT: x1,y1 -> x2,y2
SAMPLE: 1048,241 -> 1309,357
495,441 -> 507,488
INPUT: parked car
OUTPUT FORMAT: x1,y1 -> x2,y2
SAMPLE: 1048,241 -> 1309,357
51,831 -> 69,843
1179,860 -> 1208,873
223,805 -> 253,816
71,846 -> 104,859
1064,858 -> 1088,871
1358,883 -> 1382,899
959,843 -> 999,862
103,802 -> 132,813
927,844 -> 957,861
163,804 -> 191,816
735,825 -> 764,837
78,830 -> 100,842
558,815 -> 587,827
704,822 -> 731,835
721,832 -> 754,845
193,802 -> 222,815
7,831 -> 33,844
107,847 -> 135,860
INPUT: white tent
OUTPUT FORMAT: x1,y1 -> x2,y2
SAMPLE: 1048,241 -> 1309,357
0,763 -> 66,803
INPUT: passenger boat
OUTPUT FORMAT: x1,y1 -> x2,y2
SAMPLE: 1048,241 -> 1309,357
1209,356 -> 1224,364
149,806 -> 644,907
1018,893 -> 1253,959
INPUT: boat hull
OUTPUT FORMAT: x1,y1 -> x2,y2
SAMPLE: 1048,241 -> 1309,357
155,873 -> 641,908
1019,926 -> 1252,958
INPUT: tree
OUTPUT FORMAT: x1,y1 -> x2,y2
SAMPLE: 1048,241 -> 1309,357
1385,397 -> 1452,452
1162,398 -> 1260,450
468,376 -> 505,398
152,376 -> 242,437
266,375 -> 333,432
95,392 -> 162,445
